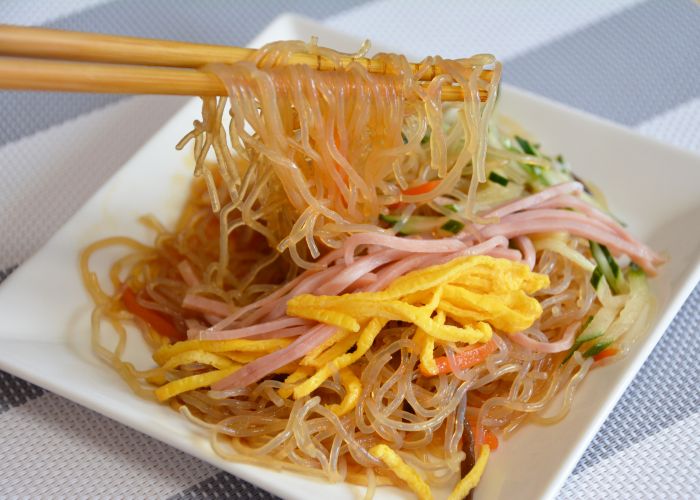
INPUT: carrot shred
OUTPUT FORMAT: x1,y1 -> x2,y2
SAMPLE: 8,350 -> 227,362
401,179 -> 442,196
465,419 -> 499,451
477,425 -> 499,451
122,287 -> 184,341
593,347 -> 619,362
421,340 -> 497,377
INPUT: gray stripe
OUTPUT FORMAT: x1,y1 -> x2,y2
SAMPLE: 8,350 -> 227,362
0,0 -> 370,147
0,265 -> 17,284
0,371 -> 45,414
505,0 -> 700,125
0,265 -> 46,414
571,283 -> 700,475
168,471 -> 278,500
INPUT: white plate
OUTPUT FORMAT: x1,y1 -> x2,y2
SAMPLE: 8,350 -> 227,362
1,14 -> 699,500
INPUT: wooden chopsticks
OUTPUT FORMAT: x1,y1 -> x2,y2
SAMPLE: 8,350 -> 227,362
0,25 -> 490,101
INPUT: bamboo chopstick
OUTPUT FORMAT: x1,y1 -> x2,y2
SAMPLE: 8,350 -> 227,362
0,25 -> 491,101
0,25 -> 493,83
0,57 -> 486,101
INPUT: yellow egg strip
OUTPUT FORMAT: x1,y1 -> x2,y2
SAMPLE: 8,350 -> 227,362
277,366 -> 314,399
369,444 -> 433,500
327,368 -> 362,416
293,318 -> 387,399
447,445 -> 491,500
285,305 -> 360,332
415,311 -> 445,376
222,351 -> 267,364
440,285 -> 544,333
162,350 -> 235,371
155,365 -> 240,402
303,330 -> 360,368
301,328 -> 354,366
153,338 -> 291,365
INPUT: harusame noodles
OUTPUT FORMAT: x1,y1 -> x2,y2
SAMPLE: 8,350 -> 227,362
81,40 -> 661,499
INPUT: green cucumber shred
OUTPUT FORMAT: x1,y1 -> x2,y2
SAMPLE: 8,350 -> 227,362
583,340 -> 615,358
590,266 -> 603,289
488,171 -> 509,186
441,219 -> 464,234
562,316 -> 600,364
380,214 -> 463,235
589,241 -> 627,294
515,135 -> 537,155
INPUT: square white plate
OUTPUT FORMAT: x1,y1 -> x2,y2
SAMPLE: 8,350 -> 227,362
1,14 -> 699,500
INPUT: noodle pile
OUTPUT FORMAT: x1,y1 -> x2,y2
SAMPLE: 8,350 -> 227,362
81,40 -> 662,499
176,40 -> 500,268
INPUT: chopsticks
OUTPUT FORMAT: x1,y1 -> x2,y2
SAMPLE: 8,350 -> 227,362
0,25 -> 490,101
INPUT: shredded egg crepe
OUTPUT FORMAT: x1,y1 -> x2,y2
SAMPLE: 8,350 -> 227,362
288,255 -> 549,343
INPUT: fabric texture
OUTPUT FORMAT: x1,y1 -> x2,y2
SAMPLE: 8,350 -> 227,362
0,0 -> 698,498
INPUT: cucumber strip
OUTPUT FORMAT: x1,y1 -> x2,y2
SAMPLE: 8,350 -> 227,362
515,135 -> 537,156
562,331 -> 603,364
441,219 -> 464,234
590,266 -> 603,290
380,214 -> 440,235
583,340 -> 615,358
513,136 -> 550,187
589,241 -> 627,294
488,171 -> 509,186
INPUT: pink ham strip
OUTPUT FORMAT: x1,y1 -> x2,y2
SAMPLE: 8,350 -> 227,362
343,232 -> 466,265
539,195 -> 664,262
511,321 -> 580,353
182,295 -> 232,317
177,260 -> 200,287
481,213 -> 659,274
254,326 -> 310,340
514,236 -> 536,270
316,249 -> 406,296
204,314 -> 224,326
262,259 -> 370,321
352,272 -> 377,289
485,181 -> 583,219
194,317 -> 310,340
212,324 -> 337,390
487,247 -> 522,261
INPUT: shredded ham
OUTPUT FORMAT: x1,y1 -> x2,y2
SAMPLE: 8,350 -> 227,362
515,236 -> 536,270
486,181 -> 583,218
343,232 -> 466,265
481,212 -> 660,274
194,317 -> 311,340
511,321 -> 580,353
486,247 -> 522,261
182,295 -> 232,317
212,324 -> 337,390
177,260 -> 200,287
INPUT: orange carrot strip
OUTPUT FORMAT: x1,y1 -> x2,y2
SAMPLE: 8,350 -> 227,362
593,347 -> 619,362
122,287 -> 184,341
465,417 -> 499,451
420,340 -> 497,377
401,179 -> 442,196
471,423 -> 499,451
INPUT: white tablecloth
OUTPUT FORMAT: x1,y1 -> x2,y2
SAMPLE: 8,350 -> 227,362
1,1 -> 698,498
